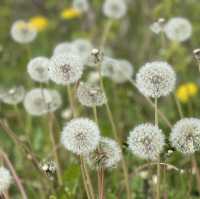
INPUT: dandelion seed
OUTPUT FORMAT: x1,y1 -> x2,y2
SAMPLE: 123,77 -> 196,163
27,57 -> 50,83
23,88 -> 62,116
40,160 -> 57,180
2,86 -> 25,105
101,57 -> 133,84
86,137 -> 122,169
170,118 -> 200,154
164,17 -> 192,42
193,48 -> 200,62
128,123 -> 165,160
77,82 -> 107,107
10,20 -> 37,44
73,0 -> 89,13
102,0 -> 127,19
136,61 -> 176,98
61,118 -> 100,155
0,167 -> 12,194
61,108 -> 72,120
87,48 -> 104,67
48,53 -> 83,85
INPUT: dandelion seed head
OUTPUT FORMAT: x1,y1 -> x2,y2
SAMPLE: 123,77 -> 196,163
170,118 -> 200,154
128,123 -> 165,160
72,39 -> 93,64
164,17 -> 192,42
101,57 -> 133,84
53,42 -> 78,56
73,0 -> 89,12
193,48 -> 200,61
61,108 -> 72,120
0,167 -> 12,194
2,86 -> 25,105
49,53 -> 83,85
136,61 -> 176,98
102,0 -> 127,19
86,137 -> 122,169
10,20 -> 37,44
27,57 -> 50,83
61,118 -> 100,155
23,88 -> 61,116
77,82 -> 107,107
150,18 -> 165,34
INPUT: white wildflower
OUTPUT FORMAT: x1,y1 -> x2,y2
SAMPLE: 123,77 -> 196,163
102,0 -> 127,19
77,82 -> 107,107
10,20 -> 37,44
164,17 -> 192,42
86,137 -> 122,169
49,53 -> 83,85
128,123 -> 165,160
136,61 -> 176,98
27,56 -> 50,83
61,118 -> 100,155
170,118 -> 200,154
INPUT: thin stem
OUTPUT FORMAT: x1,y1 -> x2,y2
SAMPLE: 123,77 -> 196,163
92,106 -> 98,124
67,85 -> 78,117
155,97 -> 160,199
80,156 -> 92,199
128,78 -> 172,128
192,155 -> 200,193
173,92 -> 184,119
98,168 -> 104,199
48,113 -> 63,186
80,156 -> 95,199
0,150 -> 28,199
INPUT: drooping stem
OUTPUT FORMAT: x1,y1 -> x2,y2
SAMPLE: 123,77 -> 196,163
155,97 -> 160,199
0,150 -> 28,199
48,113 -> 63,186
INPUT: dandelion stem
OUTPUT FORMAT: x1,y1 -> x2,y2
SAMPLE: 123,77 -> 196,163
80,156 -> 95,199
173,92 -> 184,119
128,78 -> 172,128
48,112 -> 63,186
155,97 -> 160,199
0,150 -> 28,199
192,155 -> 200,193
67,85 -> 78,117
98,167 -> 105,199
92,106 -> 98,124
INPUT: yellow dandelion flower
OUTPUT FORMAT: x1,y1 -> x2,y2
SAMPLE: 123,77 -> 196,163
60,8 -> 81,20
176,82 -> 198,103
187,82 -> 198,96
29,16 -> 48,31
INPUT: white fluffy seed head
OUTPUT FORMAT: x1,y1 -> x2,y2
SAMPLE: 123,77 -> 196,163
10,20 -> 37,44
128,123 -> 165,160
164,17 -> 192,42
72,39 -> 93,64
101,57 -> 133,84
136,61 -> 176,98
0,167 -> 12,194
53,42 -> 78,56
2,86 -> 25,105
170,118 -> 200,154
61,118 -> 100,155
77,82 -> 107,107
49,53 -> 83,85
23,88 -> 62,116
73,0 -> 89,12
27,57 -> 50,83
86,137 -> 122,169
102,0 -> 127,19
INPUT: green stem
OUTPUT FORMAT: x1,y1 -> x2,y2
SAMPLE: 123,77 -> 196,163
67,85 -> 78,117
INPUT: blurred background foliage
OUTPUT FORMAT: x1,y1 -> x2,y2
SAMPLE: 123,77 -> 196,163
0,0 -> 200,198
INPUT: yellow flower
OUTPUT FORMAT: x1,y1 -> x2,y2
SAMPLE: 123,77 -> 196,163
176,82 -> 198,103
29,16 -> 48,31
60,8 -> 81,20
